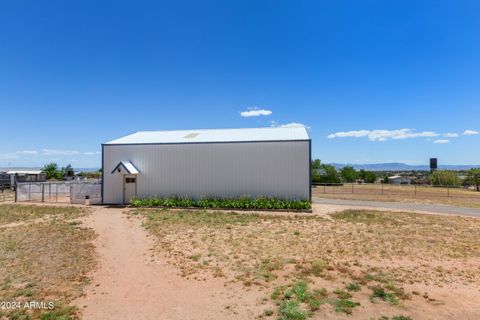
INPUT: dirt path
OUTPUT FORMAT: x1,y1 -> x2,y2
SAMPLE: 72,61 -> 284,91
74,206 -> 260,320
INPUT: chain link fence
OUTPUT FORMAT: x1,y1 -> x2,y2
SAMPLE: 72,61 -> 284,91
15,182 -> 102,204
312,183 -> 480,201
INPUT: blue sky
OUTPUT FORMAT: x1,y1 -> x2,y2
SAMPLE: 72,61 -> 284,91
1,0 -> 479,168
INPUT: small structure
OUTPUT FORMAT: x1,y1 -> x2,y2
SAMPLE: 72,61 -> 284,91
0,172 -> 10,189
388,175 -> 411,185
7,170 -> 46,186
102,127 -> 311,204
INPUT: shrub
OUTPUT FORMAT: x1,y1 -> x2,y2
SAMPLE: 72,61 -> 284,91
131,197 -> 311,210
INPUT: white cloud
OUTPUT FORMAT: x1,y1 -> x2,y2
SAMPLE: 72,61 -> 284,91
42,149 -> 80,156
444,133 -> 459,138
84,151 -> 101,155
327,130 -> 370,139
279,122 -> 309,129
15,150 -> 38,155
463,129 -> 479,136
327,129 -> 439,141
240,108 -> 272,117
433,139 -> 450,144
270,121 -> 310,129
0,150 -> 39,160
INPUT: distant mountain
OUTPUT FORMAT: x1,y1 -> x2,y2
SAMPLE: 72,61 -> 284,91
328,162 -> 480,171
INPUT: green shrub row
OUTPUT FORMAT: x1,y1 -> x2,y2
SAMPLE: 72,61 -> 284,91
130,196 -> 311,210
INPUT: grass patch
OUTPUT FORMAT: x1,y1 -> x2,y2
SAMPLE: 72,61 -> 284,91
0,205 -> 95,319
0,204 -> 86,224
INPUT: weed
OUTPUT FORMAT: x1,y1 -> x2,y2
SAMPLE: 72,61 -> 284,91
392,316 -> 413,320
189,254 -> 201,261
370,286 -> 399,305
332,299 -> 360,314
264,309 -> 274,317
278,301 -> 307,320
333,289 -> 352,299
346,282 -> 361,292
293,281 -> 310,302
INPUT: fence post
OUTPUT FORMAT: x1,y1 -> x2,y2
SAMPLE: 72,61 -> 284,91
352,184 -> 354,194
56,184 -> 58,202
28,183 -> 31,201
414,185 -> 417,197
447,186 -> 450,198
41,184 -> 44,202
381,183 -> 384,195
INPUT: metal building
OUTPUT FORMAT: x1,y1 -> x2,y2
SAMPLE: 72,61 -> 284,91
102,127 -> 311,204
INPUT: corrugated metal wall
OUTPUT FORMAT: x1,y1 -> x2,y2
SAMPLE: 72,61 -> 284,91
103,141 -> 309,204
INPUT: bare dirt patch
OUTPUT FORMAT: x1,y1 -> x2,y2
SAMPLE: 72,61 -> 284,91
131,208 -> 480,319
74,206 -> 266,320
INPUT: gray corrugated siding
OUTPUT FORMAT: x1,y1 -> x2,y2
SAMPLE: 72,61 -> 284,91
103,141 -> 309,204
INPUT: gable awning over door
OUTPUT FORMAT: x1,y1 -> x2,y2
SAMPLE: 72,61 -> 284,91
110,161 -> 139,174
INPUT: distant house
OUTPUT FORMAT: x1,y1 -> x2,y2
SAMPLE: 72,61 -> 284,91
388,175 -> 411,184
7,170 -> 47,185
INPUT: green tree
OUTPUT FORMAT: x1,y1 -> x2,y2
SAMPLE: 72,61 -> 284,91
311,159 -> 322,182
61,164 -> 73,177
465,168 -> 480,191
358,170 -> 377,183
311,159 -> 341,183
42,163 -> 59,180
431,170 -> 460,187
340,166 -> 358,183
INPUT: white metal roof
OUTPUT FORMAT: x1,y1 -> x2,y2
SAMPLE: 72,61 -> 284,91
388,175 -> 402,179
105,127 -> 310,145
111,161 -> 139,174
6,170 -> 44,175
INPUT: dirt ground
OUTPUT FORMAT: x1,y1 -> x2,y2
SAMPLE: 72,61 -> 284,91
73,206 -> 266,320
72,204 -> 480,320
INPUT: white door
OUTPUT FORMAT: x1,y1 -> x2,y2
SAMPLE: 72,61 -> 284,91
123,175 -> 137,204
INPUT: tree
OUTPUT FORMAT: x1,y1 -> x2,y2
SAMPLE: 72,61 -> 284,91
431,170 -> 460,187
311,159 -> 322,182
340,166 -> 358,183
311,159 -> 341,184
42,163 -> 59,180
465,168 -> 480,191
358,170 -> 377,183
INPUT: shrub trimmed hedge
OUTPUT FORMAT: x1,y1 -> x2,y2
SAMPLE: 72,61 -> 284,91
130,197 -> 311,210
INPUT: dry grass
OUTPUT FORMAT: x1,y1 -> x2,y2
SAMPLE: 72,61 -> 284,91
0,205 -> 96,319
132,208 -> 480,318
0,204 -> 86,225
0,190 -> 14,203
312,184 -> 480,208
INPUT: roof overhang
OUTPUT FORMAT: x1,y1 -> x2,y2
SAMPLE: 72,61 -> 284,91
111,161 -> 139,174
